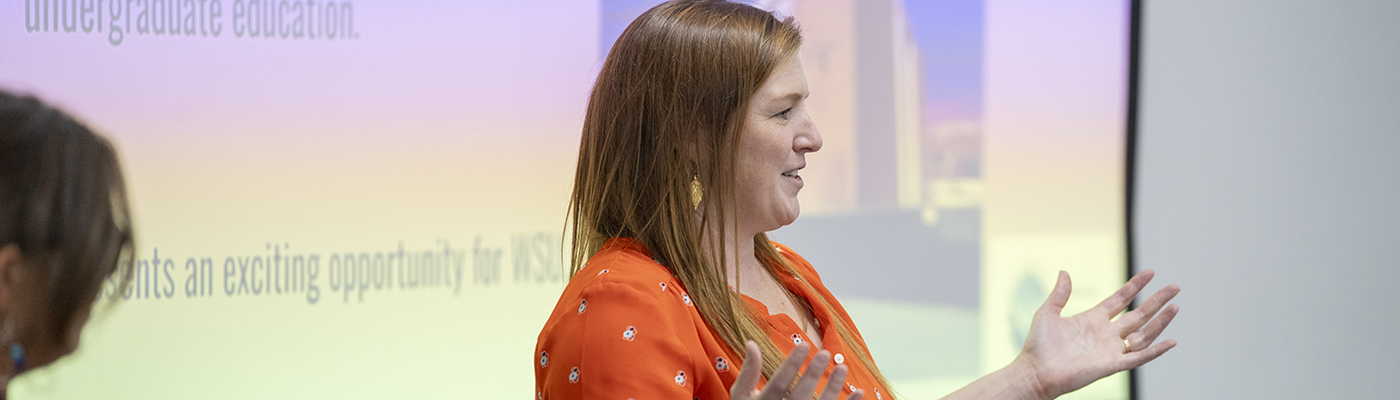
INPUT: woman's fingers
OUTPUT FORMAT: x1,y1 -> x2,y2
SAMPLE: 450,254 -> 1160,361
1120,338 -> 1177,370
756,342 -> 812,399
1039,270 -> 1073,316
1115,283 -> 1180,336
819,366 -> 864,400
1126,303 -> 1179,351
1093,269 -> 1155,317
729,341 -> 859,400
817,365 -> 849,400
787,350 -> 832,399
730,341 -> 766,399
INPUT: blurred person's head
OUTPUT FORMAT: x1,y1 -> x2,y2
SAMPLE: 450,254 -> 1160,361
0,91 -> 134,386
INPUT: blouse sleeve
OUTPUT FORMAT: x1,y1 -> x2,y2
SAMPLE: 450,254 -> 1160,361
537,279 -> 698,400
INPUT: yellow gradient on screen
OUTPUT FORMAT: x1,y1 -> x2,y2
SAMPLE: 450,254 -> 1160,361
982,1 -> 1130,399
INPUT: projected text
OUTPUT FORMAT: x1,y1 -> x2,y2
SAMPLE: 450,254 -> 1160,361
21,0 -> 359,46
97,234 -> 564,305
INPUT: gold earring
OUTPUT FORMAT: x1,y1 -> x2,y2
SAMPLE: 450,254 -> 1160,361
690,176 -> 703,210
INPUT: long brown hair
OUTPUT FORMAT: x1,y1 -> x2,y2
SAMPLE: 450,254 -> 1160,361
0,91 -> 135,347
568,1 -> 893,394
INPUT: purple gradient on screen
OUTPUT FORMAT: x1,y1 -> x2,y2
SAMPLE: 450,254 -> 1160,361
906,0 -> 983,125
0,2 -> 601,145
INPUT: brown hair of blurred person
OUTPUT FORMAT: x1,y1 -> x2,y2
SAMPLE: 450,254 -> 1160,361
0,91 -> 134,388
566,0 -> 891,390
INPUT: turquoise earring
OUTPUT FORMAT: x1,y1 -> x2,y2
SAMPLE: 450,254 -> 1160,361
3,318 -> 23,374
9,343 -> 24,374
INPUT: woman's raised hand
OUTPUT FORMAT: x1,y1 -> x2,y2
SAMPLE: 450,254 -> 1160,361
730,341 -> 863,400
1018,269 -> 1180,398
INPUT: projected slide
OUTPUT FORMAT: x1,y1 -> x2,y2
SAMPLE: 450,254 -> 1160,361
2,1 -> 1131,399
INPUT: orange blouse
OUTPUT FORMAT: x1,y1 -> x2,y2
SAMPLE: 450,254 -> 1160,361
534,237 -> 888,400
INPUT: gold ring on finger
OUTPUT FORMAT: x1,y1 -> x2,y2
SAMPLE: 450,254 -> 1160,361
1122,338 -> 1132,353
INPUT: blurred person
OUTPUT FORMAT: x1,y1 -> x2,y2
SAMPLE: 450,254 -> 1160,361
535,1 -> 1180,399
0,91 -> 134,396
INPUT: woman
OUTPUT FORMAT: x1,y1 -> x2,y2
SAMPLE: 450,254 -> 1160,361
535,1 -> 1180,399
0,91 -> 135,394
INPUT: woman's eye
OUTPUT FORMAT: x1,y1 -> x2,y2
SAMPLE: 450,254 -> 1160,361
774,108 -> 792,119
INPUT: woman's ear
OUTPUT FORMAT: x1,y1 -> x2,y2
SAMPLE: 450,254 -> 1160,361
0,244 -> 23,311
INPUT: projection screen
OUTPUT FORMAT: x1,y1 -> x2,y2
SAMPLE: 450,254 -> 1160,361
1,1 -> 1133,398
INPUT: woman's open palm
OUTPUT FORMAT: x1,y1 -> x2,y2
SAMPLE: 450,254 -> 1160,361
1021,269 -> 1180,398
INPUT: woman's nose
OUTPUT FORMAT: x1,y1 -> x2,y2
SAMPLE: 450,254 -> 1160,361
795,114 -> 822,154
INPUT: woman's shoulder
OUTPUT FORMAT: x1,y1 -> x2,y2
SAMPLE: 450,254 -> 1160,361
544,238 -> 697,326
568,238 -> 682,297
770,241 -> 823,282
537,239 -> 721,399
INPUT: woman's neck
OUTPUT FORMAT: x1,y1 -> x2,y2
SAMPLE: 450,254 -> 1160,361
722,232 -> 761,287
698,208 -> 763,286
708,224 -> 824,347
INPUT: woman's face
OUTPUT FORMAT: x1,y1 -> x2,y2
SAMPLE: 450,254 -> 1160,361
734,56 -> 822,235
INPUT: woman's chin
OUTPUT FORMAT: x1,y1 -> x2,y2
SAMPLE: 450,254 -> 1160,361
771,205 -> 801,230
